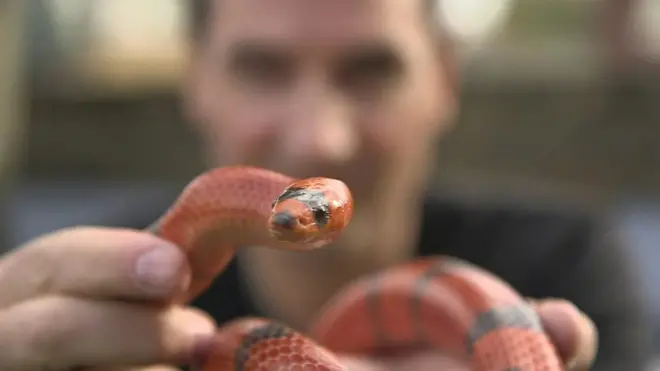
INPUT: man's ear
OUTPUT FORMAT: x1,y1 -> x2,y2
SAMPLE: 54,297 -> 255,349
438,37 -> 461,101
180,48 -> 207,128
434,37 -> 460,133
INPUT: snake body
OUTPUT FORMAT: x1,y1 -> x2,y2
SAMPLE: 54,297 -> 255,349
148,166 -> 563,371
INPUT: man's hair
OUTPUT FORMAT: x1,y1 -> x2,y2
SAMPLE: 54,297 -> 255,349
188,0 -> 445,42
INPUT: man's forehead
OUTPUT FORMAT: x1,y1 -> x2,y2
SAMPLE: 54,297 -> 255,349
209,0 -> 424,44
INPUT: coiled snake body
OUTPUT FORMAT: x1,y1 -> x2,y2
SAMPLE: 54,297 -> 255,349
148,166 -> 563,371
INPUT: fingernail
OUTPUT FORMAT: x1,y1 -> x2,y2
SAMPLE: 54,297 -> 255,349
134,242 -> 185,296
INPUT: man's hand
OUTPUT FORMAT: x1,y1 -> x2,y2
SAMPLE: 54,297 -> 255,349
531,298 -> 598,371
0,227 -> 216,371
340,298 -> 598,371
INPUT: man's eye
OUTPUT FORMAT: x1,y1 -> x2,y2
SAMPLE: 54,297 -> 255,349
238,59 -> 289,83
337,50 -> 403,96
228,48 -> 293,88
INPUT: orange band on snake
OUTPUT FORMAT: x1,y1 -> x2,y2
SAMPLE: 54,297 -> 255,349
148,166 -> 563,371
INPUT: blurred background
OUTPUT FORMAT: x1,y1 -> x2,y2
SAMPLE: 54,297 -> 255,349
0,0 -> 658,367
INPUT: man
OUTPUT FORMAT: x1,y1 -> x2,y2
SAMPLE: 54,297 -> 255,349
0,0 -> 649,370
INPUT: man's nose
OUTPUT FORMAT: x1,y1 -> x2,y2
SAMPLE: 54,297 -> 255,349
280,94 -> 358,163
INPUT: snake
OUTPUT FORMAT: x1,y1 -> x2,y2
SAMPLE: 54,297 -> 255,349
147,165 -> 564,371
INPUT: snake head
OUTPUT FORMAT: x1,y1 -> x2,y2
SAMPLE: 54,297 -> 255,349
268,177 -> 353,248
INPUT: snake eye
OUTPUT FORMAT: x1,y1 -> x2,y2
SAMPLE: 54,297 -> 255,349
312,205 -> 329,227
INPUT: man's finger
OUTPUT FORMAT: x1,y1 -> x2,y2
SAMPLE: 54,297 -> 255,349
531,298 -> 598,371
0,226 -> 191,306
0,296 -> 215,371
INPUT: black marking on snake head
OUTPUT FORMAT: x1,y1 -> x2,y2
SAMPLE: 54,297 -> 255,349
467,304 -> 543,354
274,186 -> 330,227
235,322 -> 293,371
273,186 -> 306,207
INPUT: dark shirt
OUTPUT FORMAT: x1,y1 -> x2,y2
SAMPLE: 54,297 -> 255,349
145,192 -> 650,370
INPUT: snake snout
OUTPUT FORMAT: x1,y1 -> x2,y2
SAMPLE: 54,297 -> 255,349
270,211 -> 297,230
268,211 -> 305,243
268,209 -> 325,247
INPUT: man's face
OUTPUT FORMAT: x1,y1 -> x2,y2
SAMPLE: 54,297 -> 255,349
186,0 -> 456,200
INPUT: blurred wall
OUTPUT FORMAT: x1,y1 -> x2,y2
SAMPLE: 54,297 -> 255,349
0,1 -> 28,249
